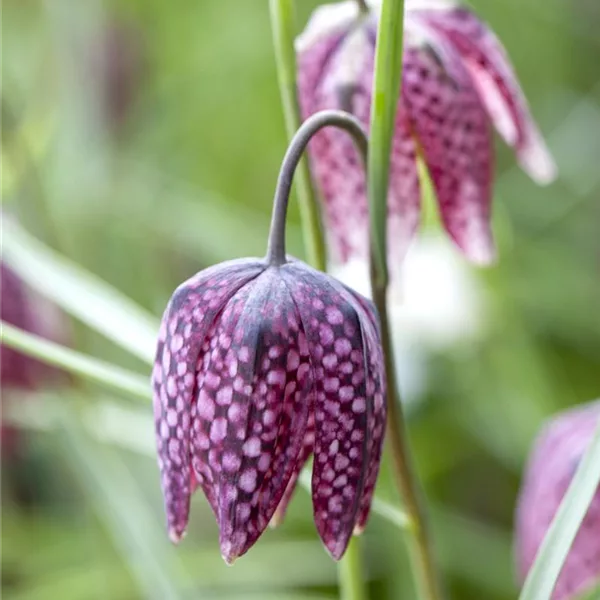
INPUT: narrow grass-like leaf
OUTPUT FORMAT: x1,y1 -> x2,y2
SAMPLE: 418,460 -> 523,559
3,219 -> 159,363
55,406 -> 186,600
519,414 -> 600,600
1,322 -> 150,402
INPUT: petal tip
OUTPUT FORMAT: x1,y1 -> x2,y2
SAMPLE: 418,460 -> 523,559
168,527 -> 187,545
460,232 -> 497,266
519,142 -> 558,186
220,541 -> 240,566
322,536 -> 351,561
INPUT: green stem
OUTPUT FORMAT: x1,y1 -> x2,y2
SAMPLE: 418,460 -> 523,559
269,0 -> 327,272
269,3 -> 366,597
0,321 -> 150,402
338,538 -> 367,600
368,1 -> 444,599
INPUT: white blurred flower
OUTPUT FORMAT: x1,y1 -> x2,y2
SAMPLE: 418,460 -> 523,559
332,233 -> 486,404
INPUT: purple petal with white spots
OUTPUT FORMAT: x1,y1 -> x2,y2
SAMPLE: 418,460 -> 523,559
298,22 -> 420,273
271,412 -> 315,527
403,44 -> 495,264
152,258 -> 265,543
340,289 -> 387,533
515,401 -> 600,600
192,268 -> 313,563
282,262 -> 384,559
419,6 -> 556,184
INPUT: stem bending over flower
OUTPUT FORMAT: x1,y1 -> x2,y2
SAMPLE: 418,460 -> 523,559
266,110 -> 368,266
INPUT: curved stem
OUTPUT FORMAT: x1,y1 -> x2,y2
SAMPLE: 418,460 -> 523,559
266,110 -> 368,266
368,0 -> 444,599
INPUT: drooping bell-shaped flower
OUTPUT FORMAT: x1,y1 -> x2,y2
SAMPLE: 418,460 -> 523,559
297,0 -> 556,274
152,111 -> 386,563
515,401 -> 600,600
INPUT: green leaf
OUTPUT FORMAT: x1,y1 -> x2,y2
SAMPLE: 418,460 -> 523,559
1,322 -> 150,402
55,406 -> 187,600
519,411 -> 600,600
3,219 -> 159,364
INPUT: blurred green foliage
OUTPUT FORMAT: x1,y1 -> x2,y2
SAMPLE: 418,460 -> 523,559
2,0 -> 599,599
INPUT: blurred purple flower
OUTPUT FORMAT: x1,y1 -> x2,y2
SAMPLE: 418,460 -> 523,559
89,22 -> 144,131
515,401 -> 600,600
1,261 -> 70,456
297,0 -> 556,274
152,257 -> 386,562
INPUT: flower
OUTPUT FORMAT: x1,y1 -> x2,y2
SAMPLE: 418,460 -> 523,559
515,401 -> 600,600
1,261 -> 69,408
152,256 -> 386,562
297,0 -> 556,274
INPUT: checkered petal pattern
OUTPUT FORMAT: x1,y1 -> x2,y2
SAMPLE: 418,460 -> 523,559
153,257 -> 387,562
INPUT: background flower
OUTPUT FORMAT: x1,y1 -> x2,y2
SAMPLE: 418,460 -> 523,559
515,402 -> 600,600
297,0 -> 556,276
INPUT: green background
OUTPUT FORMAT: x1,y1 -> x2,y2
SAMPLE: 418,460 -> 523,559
2,1 -> 599,598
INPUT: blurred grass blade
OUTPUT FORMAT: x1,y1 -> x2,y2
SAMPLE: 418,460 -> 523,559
56,406 -> 185,600
3,219 -> 159,363
519,413 -> 600,600
1,321 -> 151,402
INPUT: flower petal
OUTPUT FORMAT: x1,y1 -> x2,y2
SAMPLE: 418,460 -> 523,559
152,259 -> 264,543
270,412 -> 315,527
283,263 -> 377,559
515,402 -> 600,599
299,24 -> 420,272
403,44 -> 495,264
419,6 -> 556,184
192,268 -> 313,563
337,288 -> 386,533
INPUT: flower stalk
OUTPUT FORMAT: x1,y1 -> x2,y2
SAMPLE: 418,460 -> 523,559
368,1 -> 444,599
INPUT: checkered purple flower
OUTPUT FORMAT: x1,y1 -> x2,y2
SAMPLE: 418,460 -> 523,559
298,0 -> 556,274
515,401 -> 600,599
152,256 -> 386,563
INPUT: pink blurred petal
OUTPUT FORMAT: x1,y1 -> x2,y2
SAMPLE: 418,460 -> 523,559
403,44 -> 496,264
419,6 -> 557,184
515,402 -> 600,599
299,25 -> 421,272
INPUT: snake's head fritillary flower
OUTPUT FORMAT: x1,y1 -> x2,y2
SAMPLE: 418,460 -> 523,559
152,257 -> 386,562
153,112 -> 387,563
298,0 -> 556,274
515,401 -> 600,599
